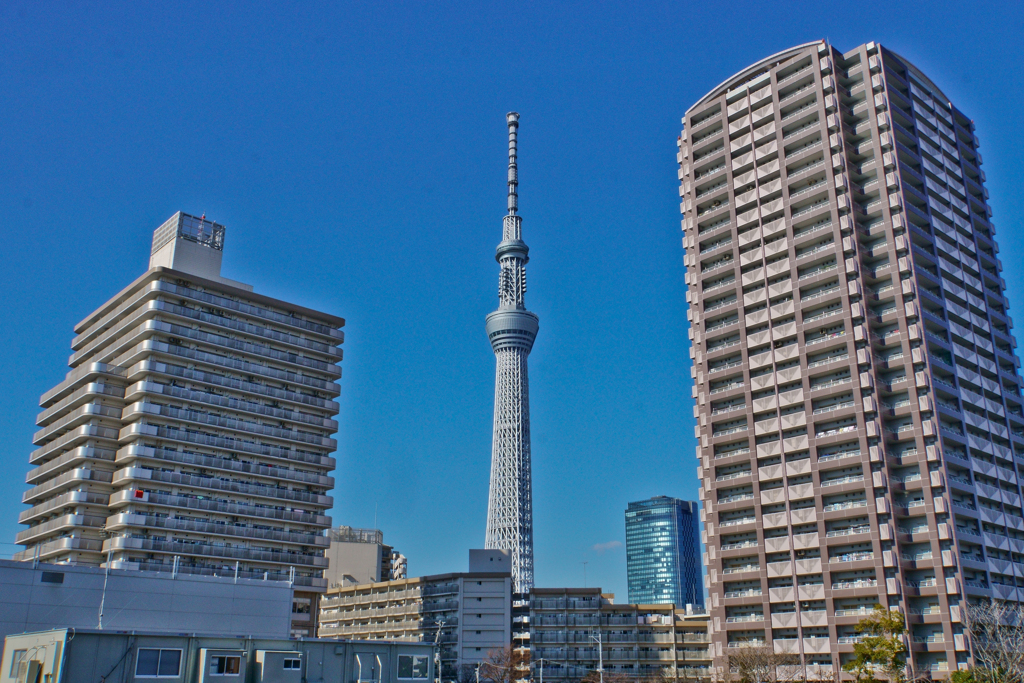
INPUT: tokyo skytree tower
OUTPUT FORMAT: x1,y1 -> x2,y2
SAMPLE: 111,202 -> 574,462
484,112 -> 538,593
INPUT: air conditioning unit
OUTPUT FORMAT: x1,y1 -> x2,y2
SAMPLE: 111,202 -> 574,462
16,660 -> 42,683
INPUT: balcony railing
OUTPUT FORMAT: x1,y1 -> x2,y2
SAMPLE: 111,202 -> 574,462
833,579 -> 877,590
798,263 -> 838,281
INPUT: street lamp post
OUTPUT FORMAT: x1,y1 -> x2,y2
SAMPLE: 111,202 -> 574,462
533,658 -> 547,683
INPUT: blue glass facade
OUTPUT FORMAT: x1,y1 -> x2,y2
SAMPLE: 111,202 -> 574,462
625,496 -> 703,606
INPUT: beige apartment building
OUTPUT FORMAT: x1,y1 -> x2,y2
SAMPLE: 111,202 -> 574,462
678,41 -> 1020,676
318,550 -> 513,679
528,588 -> 711,682
324,526 -> 407,589
15,212 -> 343,636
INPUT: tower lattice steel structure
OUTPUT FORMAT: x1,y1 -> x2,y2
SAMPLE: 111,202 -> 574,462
485,112 -> 538,593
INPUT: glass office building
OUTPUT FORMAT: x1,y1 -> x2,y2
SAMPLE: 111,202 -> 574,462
625,496 -> 703,606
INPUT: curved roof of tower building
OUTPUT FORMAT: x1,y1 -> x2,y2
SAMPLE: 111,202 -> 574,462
686,41 -> 957,118
686,40 -> 824,115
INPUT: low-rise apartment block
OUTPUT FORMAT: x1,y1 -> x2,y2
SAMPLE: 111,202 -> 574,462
529,588 -> 711,682
318,551 -> 513,679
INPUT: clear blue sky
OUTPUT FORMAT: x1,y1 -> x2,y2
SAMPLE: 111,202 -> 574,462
0,1 -> 1021,600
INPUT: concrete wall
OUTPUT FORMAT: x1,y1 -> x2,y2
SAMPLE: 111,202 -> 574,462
468,549 -> 510,574
0,629 -> 435,683
0,560 -> 293,639
456,575 -> 511,666
323,541 -> 383,588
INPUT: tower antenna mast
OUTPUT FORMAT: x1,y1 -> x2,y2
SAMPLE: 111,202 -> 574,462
484,113 -> 539,594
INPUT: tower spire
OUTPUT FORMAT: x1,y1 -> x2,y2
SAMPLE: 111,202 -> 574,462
485,112 -> 538,594
507,112 -> 518,216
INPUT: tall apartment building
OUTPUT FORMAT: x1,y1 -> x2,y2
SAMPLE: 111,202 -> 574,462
317,551 -> 513,680
678,41 -> 1020,676
529,588 -> 711,682
625,496 -> 704,607
15,212 -> 343,637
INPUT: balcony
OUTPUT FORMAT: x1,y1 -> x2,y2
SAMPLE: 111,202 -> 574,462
798,262 -> 838,281
118,445 -> 333,487
116,467 -> 332,507
105,513 -> 328,547
103,536 -> 328,568
155,281 -> 341,339
826,525 -> 870,538
817,448 -> 860,463
806,353 -> 849,370
12,536 -> 103,561
116,491 -> 330,527
823,500 -> 867,513
142,361 -> 337,411
791,200 -> 832,221
832,579 -> 877,590
16,513 -> 106,545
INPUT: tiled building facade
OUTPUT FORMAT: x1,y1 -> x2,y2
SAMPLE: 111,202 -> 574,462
678,41 -> 1021,675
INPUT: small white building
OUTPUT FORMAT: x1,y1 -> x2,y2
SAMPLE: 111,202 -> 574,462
0,628 -> 434,683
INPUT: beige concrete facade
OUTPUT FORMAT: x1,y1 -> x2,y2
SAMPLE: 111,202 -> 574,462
15,212 -> 344,637
528,588 -> 711,682
323,527 -> 408,589
318,571 -> 513,680
679,41 -> 1020,676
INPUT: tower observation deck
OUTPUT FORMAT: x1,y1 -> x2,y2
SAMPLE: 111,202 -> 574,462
484,112 -> 538,594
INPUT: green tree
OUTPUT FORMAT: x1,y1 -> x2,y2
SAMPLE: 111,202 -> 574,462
950,671 -> 982,683
842,606 -> 908,683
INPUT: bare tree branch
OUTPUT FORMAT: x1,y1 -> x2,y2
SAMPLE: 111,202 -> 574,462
963,601 -> 1024,683
726,643 -> 800,683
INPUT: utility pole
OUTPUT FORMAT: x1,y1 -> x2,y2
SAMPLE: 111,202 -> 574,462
433,620 -> 446,683
581,561 -> 588,588
97,550 -> 112,629
588,631 -> 603,683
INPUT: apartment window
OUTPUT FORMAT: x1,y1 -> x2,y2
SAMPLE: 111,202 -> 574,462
136,649 -> 182,677
283,658 -> 301,670
211,656 -> 241,675
9,651 -> 26,676
398,655 -> 429,679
